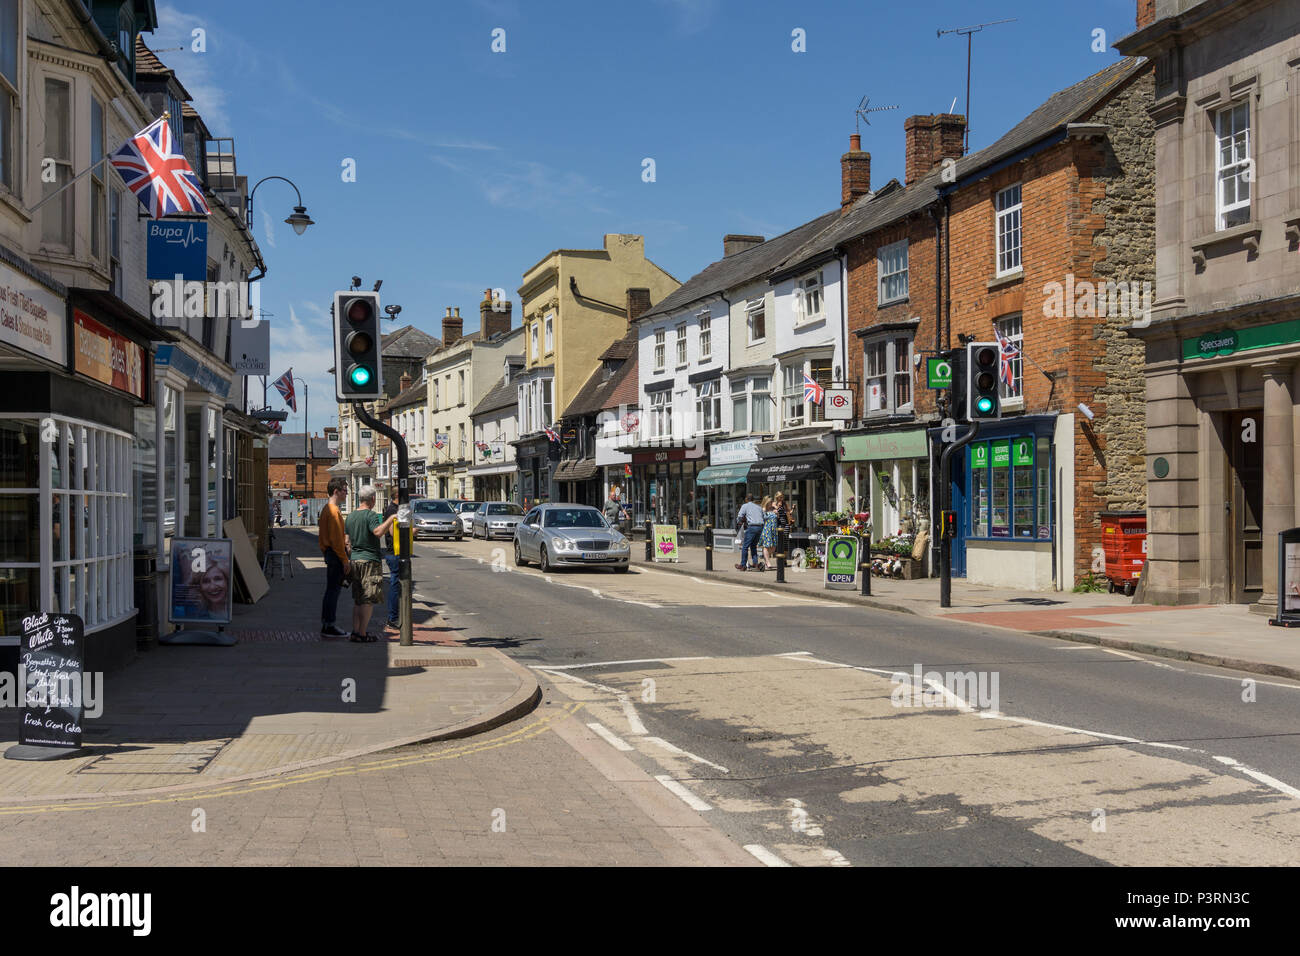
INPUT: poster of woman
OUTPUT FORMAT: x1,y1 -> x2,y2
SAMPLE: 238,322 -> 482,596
169,538 -> 235,624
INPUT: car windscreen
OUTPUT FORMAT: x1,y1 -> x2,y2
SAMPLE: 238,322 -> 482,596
543,508 -> 606,529
488,504 -> 523,516
413,501 -> 453,514
458,502 -> 479,512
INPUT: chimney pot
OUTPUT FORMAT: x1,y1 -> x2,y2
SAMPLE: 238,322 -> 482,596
904,113 -> 966,186
480,287 -> 513,339
841,136 -> 871,212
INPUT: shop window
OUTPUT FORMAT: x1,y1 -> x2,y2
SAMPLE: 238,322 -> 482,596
967,437 -> 1051,540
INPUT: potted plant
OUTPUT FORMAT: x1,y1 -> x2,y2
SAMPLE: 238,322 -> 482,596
870,532 -> 923,579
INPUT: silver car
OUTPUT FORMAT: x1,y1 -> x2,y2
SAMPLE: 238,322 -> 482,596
472,502 -> 525,539
513,503 -> 631,573
411,498 -> 461,540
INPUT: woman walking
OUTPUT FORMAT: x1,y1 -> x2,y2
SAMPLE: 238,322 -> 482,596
774,491 -> 794,532
759,496 -> 778,571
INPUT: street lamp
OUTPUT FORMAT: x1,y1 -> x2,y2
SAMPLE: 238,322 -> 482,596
247,175 -> 315,236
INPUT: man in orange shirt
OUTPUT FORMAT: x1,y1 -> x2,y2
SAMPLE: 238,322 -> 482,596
318,476 -> 351,637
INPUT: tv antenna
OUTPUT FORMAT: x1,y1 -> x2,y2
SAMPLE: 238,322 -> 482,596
937,17 -> 1017,153
854,97 -> 899,136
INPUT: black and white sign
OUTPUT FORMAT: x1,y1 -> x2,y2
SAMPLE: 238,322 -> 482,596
18,613 -> 85,751
824,388 -> 854,420
230,319 -> 270,376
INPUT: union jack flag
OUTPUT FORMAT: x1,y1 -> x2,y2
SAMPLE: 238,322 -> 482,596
544,426 -> 561,443
803,373 -> 825,406
272,369 -> 296,413
109,116 -> 211,218
433,433 -> 448,450
267,420 -> 282,434
994,327 -> 1020,390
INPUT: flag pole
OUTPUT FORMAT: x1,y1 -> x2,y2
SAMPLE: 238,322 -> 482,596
26,113 -> 162,215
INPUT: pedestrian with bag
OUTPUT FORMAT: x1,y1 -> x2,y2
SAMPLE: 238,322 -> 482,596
343,484 -> 399,643
759,496 -> 778,571
734,494 -> 765,571
318,477 -> 351,637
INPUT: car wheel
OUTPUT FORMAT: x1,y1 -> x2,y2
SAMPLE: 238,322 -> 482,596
456,533 -> 463,541
539,545 -> 551,573
514,541 -> 527,566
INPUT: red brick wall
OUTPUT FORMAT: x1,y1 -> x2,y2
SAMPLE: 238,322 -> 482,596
269,460 -> 335,497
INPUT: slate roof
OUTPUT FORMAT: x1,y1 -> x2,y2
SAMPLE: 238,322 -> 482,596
269,434 -> 338,460
134,38 -> 194,100
774,57 -> 1149,275
384,380 -> 426,412
382,325 -> 441,359
605,351 -> 640,411
472,361 -> 525,418
637,210 -> 842,322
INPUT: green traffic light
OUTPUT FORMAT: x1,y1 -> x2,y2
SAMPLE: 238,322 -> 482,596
349,365 -> 372,388
976,396 -> 995,414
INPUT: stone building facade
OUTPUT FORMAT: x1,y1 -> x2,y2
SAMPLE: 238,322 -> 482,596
1118,0 -> 1300,609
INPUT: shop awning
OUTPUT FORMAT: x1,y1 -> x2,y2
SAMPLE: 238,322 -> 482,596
748,453 -> 835,482
556,458 -> 598,482
696,463 -> 752,486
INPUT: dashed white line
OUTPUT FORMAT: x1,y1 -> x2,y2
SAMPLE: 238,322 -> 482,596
743,844 -> 791,867
534,656 -> 711,671
821,848 -> 852,867
1213,755 -> 1300,800
644,736 -> 730,773
654,775 -> 712,811
586,722 -> 634,751
538,668 -> 648,735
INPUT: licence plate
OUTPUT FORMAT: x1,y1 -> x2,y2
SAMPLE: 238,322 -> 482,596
583,552 -> 611,560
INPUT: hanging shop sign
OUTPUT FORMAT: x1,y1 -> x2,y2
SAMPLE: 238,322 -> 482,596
0,257 -> 66,365
146,219 -> 208,281
72,309 -> 146,400
652,524 -> 679,562
926,357 -> 953,389
230,318 -> 271,376
824,388 -> 854,420
823,535 -> 860,590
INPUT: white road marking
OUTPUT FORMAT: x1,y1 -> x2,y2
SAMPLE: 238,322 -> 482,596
822,848 -> 852,867
655,775 -> 711,811
1213,755 -> 1300,800
1102,647 -> 1177,669
538,668 -> 648,735
533,656 -> 711,671
743,844 -> 791,867
586,722 -> 634,751
785,797 -> 824,837
644,736 -> 730,773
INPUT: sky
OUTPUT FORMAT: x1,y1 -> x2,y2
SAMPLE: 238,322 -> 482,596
149,0 -> 1143,437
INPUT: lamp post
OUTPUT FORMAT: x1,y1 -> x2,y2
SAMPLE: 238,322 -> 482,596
247,175 -> 315,236
294,377 -> 309,498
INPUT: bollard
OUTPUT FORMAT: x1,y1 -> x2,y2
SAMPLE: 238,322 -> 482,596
859,534 -> 871,596
645,519 -> 653,561
705,524 -> 713,572
775,528 -> 787,584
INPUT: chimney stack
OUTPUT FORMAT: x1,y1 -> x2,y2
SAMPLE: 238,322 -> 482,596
442,305 -> 463,346
723,234 -> 764,257
841,133 -> 871,212
626,288 -> 652,324
399,371 -> 412,393
1136,0 -> 1155,28
903,114 -> 967,186
480,287 -> 513,339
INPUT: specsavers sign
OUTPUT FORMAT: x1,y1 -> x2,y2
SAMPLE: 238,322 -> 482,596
0,258 -> 66,365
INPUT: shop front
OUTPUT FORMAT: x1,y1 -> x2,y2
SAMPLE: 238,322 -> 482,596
470,462 -> 516,502
555,457 -> 599,506
695,437 -> 758,529
837,428 -> 930,551
939,416 -> 1058,591
515,434 -> 556,509
630,446 -> 707,529
409,459 -> 427,498
749,434 -> 837,532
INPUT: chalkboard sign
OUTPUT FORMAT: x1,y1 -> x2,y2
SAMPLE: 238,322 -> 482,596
18,612 -> 85,751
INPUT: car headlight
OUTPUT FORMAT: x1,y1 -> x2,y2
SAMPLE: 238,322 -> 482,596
553,538 -> 576,551
612,539 -> 630,552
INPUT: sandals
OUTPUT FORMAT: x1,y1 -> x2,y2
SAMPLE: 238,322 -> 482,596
350,631 -> 379,643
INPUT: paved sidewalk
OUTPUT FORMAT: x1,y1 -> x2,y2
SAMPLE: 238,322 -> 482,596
634,543 -> 1300,680
0,529 -> 539,801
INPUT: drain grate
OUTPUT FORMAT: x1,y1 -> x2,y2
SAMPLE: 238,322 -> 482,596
75,739 -> 233,775
392,658 -> 478,668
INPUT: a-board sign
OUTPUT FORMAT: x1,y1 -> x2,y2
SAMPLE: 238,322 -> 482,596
18,612 -> 85,750
652,524 -> 679,562
823,535 -> 860,590
170,537 -> 235,624
224,516 -> 270,603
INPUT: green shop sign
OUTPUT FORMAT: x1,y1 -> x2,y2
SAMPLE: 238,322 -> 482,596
970,443 -> 989,468
1012,437 -> 1034,466
823,535 -> 860,591
926,357 -> 953,389
1182,320 -> 1300,361
991,440 -> 1011,468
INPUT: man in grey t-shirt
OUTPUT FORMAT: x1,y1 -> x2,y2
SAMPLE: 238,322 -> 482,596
735,494 -> 765,571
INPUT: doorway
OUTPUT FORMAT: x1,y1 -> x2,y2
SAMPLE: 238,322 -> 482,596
1226,409 -> 1264,603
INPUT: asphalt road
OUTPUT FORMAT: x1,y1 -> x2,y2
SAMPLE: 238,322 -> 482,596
412,537 -> 1300,866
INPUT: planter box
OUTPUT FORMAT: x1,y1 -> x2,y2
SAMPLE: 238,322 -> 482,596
871,551 -> 923,580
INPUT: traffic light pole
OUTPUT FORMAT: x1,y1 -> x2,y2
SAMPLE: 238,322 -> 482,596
353,402 -> 413,646
938,418 -> 980,609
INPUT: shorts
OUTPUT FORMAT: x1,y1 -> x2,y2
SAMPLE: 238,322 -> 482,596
350,560 -> 384,604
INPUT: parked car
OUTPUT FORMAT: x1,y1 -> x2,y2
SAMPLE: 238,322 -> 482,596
471,502 -> 525,539
454,500 -> 483,534
411,498 -> 461,540
513,503 -> 631,572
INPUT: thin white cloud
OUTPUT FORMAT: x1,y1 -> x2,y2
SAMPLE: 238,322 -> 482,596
152,5 -> 231,133
431,154 -> 612,213
655,0 -> 720,34
261,209 -> 276,249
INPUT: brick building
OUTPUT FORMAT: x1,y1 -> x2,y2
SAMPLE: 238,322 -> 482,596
268,433 -> 338,500
774,57 -> 1155,588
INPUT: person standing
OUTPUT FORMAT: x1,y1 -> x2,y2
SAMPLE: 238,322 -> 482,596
759,496 -> 778,571
734,494 -> 765,571
318,477 -> 350,637
343,484 -> 398,642
381,488 -> 400,629
603,486 -> 626,531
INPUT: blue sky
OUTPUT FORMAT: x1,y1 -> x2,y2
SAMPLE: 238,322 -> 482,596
151,0 -> 1142,436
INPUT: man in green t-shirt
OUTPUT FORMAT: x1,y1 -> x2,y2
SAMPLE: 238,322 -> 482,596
343,484 -> 398,642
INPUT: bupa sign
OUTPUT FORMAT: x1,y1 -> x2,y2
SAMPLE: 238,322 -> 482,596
147,220 -> 207,281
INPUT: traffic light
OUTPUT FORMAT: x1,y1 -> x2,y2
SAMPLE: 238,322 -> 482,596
941,510 -> 958,539
333,291 -> 383,401
966,342 -> 1002,420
